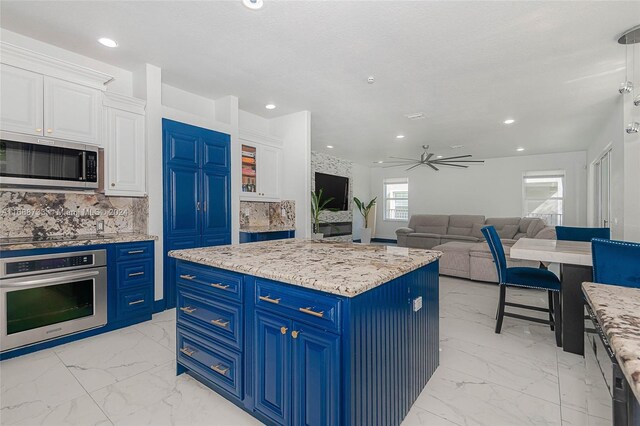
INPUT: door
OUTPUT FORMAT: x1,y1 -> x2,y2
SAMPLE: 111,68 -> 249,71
594,149 -> 611,228
259,144 -> 281,200
292,323 -> 341,426
105,108 -> 146,195
0,65 -> 44,135
44,77 -> 101,144
254,311 -> 292,426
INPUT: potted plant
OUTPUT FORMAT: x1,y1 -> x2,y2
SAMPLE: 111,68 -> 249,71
311,189 -> 336,239
354,196 -> 377,244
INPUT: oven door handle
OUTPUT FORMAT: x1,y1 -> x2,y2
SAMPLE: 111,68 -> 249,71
0,270 -> 101,288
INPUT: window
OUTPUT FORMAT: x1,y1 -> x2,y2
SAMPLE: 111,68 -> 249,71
383,178 -> 409,221
522,170 -> 565,226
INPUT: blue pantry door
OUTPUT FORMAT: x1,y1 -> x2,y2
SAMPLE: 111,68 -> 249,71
163,119 -> 230,309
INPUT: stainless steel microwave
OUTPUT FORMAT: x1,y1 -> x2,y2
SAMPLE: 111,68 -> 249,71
0,131 -> 98,189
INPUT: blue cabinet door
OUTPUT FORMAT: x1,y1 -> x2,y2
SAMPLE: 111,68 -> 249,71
292,323 -> 340,426
202,132 -> 230,170
202,169 -> 231,239
254,311 -> 292,426
166,164 -> 200,236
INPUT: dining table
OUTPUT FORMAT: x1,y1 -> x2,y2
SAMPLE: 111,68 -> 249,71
509,238 -> 592,355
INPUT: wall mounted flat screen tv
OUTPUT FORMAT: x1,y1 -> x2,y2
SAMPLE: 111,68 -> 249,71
315,172 -> 349,211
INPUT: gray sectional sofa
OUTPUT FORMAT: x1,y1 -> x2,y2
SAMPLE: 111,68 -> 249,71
396,215 -> 556,283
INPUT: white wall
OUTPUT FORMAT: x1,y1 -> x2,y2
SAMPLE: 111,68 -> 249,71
623,86 -> 640,242
586,98 -> 625,239
371,151 -> 588,239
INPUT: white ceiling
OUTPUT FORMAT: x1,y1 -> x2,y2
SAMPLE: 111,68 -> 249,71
1,1 -> 639,163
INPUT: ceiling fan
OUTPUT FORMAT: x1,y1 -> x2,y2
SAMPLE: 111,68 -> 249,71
376,145 -> 484,171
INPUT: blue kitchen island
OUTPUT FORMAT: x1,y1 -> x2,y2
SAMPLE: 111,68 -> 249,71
169,239 -> 441,426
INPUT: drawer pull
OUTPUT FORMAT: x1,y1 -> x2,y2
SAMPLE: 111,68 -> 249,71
210,283 -> 230,290
299,307 -> 324,318
180,347 -> 195,357
128,271 -> 145,277
128,299 -> 145,306
259,295 -> 281,304
211,318 -> 230,328
211,364 -> 229,376
180,306 -> 196,314
179,274 -> 196,280
128,250 -> 145,254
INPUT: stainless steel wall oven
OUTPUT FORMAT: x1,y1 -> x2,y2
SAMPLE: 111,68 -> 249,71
0,250 -> 107,352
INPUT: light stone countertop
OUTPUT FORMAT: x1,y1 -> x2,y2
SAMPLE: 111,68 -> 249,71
239,225 -> 296,233
0,233 -> 158,251
169,239 -> 442,297
583,282 -> 640,403
510,238 -> 592,266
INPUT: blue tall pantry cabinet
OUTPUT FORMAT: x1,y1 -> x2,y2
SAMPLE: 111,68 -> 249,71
163,119 -> 231,309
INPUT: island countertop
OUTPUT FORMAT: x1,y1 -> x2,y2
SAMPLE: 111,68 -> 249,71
583,282 -> 640,403
169,239 -> 442,297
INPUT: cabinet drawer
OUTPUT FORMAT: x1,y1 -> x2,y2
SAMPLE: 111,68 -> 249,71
117,259 -> 153,288
177,289 -> 243,351
177,326 -> 242,399
176,261 -> 242,302
255,279 -> 341,333
117,286 -> 153,319
116,242 -> 153,260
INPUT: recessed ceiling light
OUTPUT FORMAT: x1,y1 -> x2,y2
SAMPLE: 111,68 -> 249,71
405,112 -> 426,120
504,119 -> 515,125
517,147 -> 525,152
326,145 -> 334,149
396,135 -> 405,139
377,160 -> 384,164
97,37 -> 118,48
449,145 -> 465,149
242,0 -> 263,10
436,155 -> 443,159
265,104 -> 276,110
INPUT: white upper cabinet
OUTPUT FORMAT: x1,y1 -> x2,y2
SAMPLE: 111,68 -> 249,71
0,64 -> 44,135
44,77 -> 101,145
240,136 -> 282,202
102,93 -> 146,197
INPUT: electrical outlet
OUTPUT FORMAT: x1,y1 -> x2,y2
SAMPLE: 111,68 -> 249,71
97,220 -> 104,233
413,296 -> 423,312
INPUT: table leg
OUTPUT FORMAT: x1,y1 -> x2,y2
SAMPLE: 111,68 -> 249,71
561,264 -> 593,355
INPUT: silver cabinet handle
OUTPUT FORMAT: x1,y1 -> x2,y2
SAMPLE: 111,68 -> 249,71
128,250 -> 144,254
128,299 -> 145,305
128,271 -> 145,277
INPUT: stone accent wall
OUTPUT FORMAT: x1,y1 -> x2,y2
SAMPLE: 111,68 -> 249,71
239,200 -> 295,228
0,191 -> 148,238
311,151 -> 353,227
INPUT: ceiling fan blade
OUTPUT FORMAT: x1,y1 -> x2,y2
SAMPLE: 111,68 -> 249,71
433,160 -> 485,164
382,163 -> 418,168
425,153 -> 434,161
389,156 -> 419,161
433,162 -> 468,168
377,160 -> 415,164
405,163 -> 423,171
427,163 -> 439,171
434,154 -> 473,161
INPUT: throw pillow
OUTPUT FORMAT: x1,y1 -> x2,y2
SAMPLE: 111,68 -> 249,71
471,223 -> 485,239
497,224 -> 519,240
526,219 -> 545,237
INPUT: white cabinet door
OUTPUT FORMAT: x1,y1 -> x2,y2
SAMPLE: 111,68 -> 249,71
0,65 -> 44,135
258,144 -> 281,200
104,107 -> 146,196
44,77 -> 101,144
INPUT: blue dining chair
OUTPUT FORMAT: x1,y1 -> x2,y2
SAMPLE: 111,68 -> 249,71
481,226 -> 562,346
555,226 -> 610,242
592,238 -> 640,288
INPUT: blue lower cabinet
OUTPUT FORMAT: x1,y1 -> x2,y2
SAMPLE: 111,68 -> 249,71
175,260 -> 440,426
113,241 -> 154,323
239,230 -> 295,244
292,321 -> 341,426
254,311 -> 292,425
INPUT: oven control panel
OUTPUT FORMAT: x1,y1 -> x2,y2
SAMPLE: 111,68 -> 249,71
5,255 -> 94,275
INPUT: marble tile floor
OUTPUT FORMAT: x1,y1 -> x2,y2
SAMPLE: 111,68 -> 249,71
0,276 -> 612,425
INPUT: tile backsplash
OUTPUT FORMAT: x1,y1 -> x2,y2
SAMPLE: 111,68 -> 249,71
240,200 -> 295,228
0,191 -> 148,238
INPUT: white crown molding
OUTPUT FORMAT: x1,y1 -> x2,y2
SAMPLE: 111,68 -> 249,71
0,42 -> 114,90
103,91 -> 146,115
239,128 -> 283,147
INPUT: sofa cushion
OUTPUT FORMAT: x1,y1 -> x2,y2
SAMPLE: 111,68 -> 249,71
433,242 -> 474,253
395,227 -> 414,235
406,233 -> 441,249
471,223 -> 485,239
486,217 -> 521,228
447,215 -> 485,236
441,235 -> 481,244
497,224 -> 519,240
526,219 -> 546,237
469,242 -> 514,259
409,215 -> 449,235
